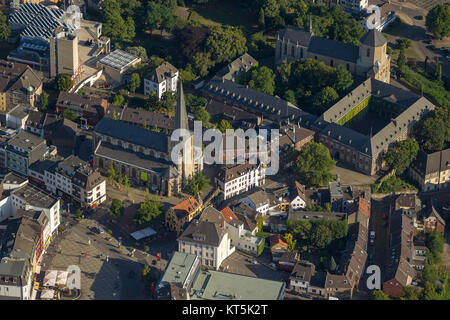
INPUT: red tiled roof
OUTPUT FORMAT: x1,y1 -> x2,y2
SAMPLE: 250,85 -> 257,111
173,197 -> 200,219
270,234 -> 287,248
220,206 -> 238,223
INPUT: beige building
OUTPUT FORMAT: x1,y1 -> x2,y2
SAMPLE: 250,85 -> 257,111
0,60 -> 43,112
177,219 -> 234,270
409,148 -> 450,192
97,49 -> 141,85
49,30 -> 79,78
276,27 -> 391,84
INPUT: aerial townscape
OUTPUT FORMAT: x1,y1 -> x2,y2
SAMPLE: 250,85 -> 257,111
0,0 -> 448,305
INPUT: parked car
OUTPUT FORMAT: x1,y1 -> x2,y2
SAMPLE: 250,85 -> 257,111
301,293 -> 313,299
370,231 -> 376,239
370,238 -> 375,245
95,226 -> 105,234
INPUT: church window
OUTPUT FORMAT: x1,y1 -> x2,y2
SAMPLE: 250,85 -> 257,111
367,48 -> 370,57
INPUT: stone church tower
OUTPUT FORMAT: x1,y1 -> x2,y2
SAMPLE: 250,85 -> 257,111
172,80 -> 201,180
356,30 -> 391,84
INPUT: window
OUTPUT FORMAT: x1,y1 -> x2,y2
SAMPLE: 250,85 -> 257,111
367,48 -> 370,57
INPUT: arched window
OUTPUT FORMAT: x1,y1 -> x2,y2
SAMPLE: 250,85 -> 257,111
300,48 -> 304,58
330,60 -> 334,67
346,64 -> 350,71
367,48 -> 370,57
291,46 -> 295,57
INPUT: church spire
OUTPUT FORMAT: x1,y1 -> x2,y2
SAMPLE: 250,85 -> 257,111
309,14 -> 314,36
175,79 -> 189,131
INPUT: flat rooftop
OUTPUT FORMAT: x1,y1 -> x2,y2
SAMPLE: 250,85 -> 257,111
11,184 -> 58,209
160,252 -> 198,287
98,49 -> 139,72
190,270 -> 285,300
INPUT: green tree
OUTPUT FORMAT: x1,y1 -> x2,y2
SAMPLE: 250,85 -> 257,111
140,265 -> 155,288
313,86 -> 339,112
125,46 -> 148,62
216,119 -> 233,134
135,190 -> 163,225
426,4 -> 450,39
370,290 -> 390,300
107,161 -> 117,181
62,109 -> 77,121
383,139 -> 419,175
40,91 -> 49,112
57,74 -> 73,92
310,223 -> 332,248
123,175 -> 130,190
262,0 -> 280,19
159,91 -> 176,113
129,73 -> 141,93
240,66 -> 276,95
109,198 -> 124,219
426,230 -> 444,264
186,172 -> 210,197
397,38 -> 412,51
191,52 -> 214,77
102,0 -> 135,42
205,26 -> 247,64
293,141 -> 336,187
334,65 -> 353,92
414,108 -> 450,153
0,12 -> 10,41
284,233 -> 297,252
328,256 -> 337,273
397,49 -> 407,69
258,8 -> 265,27
401,286 -> 421,300
112,94 -> 125,106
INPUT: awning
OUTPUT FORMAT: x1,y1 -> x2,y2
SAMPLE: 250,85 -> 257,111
43,270 -> 57,287
130,227 -> 157,241
56,271 -> 68,285
41,289 -> 55,300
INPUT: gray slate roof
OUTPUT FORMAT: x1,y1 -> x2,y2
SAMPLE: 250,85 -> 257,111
308,36 -> 359,63
94,141 -> 174,177
277,26 -> 312,47
360,30 -> 387,47
178,220 -> 224,247
94,117 -> 169,153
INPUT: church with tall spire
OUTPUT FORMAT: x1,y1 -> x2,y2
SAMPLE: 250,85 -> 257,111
92,79 -> 201,196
